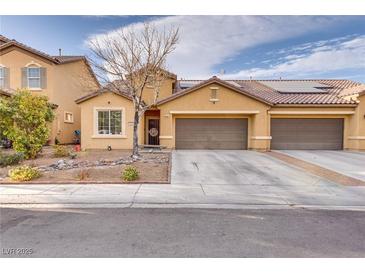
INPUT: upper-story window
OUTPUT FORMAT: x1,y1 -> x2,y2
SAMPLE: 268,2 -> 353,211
0,67 -> 4,88
22,64 -> 46,90
27,67 -> 41,89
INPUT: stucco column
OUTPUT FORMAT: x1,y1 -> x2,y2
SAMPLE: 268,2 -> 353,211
159,111 -> 174,148
250,111 -> 271,151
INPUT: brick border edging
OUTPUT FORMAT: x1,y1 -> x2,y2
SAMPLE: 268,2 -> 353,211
0,152 -> 172,185
266,151 -> 365,186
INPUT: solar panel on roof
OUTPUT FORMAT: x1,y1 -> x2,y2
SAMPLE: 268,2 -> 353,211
258,81 -> 331,93
179,81 -> 201,89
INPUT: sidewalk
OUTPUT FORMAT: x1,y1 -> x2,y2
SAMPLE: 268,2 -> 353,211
1,183 -> 365,209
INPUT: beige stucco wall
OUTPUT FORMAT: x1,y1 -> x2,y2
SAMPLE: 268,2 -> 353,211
157,83 -> 271,150
79,92 -> 144,150
78,80 -> 364,151
347,94 -> 365,150
0,46 -> 99,144
142,77 -> 175,105
52,60 -> 99,144
0,47 -> 55,98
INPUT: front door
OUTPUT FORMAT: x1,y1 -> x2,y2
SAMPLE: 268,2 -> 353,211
148,118 -> 160,145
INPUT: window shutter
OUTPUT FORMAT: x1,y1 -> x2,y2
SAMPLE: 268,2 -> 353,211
21,67 -> 28,88
40,67 -> 47,89
4,67 -> 10,89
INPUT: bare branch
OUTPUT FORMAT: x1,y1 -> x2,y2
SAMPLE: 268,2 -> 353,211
87,22 -> 179,156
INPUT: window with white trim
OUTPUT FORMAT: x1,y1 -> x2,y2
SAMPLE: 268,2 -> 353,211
0,67 -> 4,88
97,110 -> 122,135
64,112 -> 74,123
28,67 -> 41,89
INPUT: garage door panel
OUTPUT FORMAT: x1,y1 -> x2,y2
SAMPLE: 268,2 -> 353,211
271,118 -> 343,150
176,118 -> 248,149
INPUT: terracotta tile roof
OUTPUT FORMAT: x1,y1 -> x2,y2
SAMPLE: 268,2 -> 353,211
0,35 -> 100,88
0,35 -> 11,45
339,84 -> 365,97
175,78 -> 361,105
0,39 -> 57,63
158,76 -> 274,106
53,55 -> 86,64
76,77 -> 362,106
0,35 -> 86,65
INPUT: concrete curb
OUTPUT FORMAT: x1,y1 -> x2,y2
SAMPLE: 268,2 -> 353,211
2,202 -> 365,211
0,181 -> 168,185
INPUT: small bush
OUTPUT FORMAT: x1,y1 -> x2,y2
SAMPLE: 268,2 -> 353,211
8,166 -> 41,181
0,152 -> 24,167
122,165 -> 139,181
76,169 -> 90,181
53,145 -> 69,157
69,152 -> 77,159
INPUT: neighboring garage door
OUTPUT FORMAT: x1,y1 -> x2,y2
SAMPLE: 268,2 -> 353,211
271,118 -> 344,150
175,118 -> 248,149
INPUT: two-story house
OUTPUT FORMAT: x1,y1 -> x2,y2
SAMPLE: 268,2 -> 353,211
0,35 -> 100,144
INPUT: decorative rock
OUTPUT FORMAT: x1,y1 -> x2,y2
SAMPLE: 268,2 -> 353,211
33,154 -> 169,173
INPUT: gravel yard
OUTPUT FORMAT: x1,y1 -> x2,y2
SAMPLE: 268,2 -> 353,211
0,146 -> 170,183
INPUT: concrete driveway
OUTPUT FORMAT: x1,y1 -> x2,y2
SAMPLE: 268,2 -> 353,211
172,150 -> 334,186
278,150 -> 365,182
170,150 -> 365,206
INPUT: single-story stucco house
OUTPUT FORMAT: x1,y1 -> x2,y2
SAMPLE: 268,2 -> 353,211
75,72 -> 365,151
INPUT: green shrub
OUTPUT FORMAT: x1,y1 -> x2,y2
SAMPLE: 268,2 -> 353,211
0,152 -> 24,167
122,165 -> 139,181
53,145 -> 70,157
0,90 -> 54,159
69,152 -> 77,159
8,166 -> 41,181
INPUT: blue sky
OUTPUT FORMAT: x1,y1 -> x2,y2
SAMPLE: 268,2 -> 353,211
1,16 -> 364,82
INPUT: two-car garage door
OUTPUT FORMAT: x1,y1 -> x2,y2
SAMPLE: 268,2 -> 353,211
271,118 -> 344,150
175,118 -> 344,150
175,118 -> 248,149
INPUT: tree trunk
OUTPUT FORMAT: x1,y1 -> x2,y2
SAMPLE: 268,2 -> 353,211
132,110 -> 140,159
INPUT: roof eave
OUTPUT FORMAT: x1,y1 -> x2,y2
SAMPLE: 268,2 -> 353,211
273,103 -> 358,107
0,41 -> 58,64
157,77 -> 273,106
75,89 -> 132,104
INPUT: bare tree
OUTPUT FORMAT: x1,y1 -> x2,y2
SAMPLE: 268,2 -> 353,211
88,23 -> 179,158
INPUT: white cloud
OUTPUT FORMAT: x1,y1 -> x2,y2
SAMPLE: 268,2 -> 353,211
87,16 -> 347,78
223,35 -> 365,79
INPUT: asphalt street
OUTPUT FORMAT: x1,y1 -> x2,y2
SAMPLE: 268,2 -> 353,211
1,207 -> 365,257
